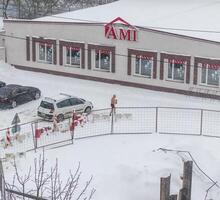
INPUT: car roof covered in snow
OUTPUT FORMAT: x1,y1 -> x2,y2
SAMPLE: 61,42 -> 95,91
43,93 -> 76,103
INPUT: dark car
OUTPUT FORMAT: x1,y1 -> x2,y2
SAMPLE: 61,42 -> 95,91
0,81 -> 6,88
0,84 -> 41,108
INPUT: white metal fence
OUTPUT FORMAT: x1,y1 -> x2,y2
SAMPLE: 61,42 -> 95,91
0,107 -> 220,157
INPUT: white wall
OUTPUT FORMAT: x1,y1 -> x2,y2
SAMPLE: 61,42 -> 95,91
4,20 -> 220,92
0,30 -> 5,61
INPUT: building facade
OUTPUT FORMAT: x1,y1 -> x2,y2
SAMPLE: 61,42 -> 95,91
3,17 -> 220,99
0,30 -> 6,61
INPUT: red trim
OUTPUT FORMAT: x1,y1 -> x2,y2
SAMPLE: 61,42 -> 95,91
202,63 -> 220,70
104,17 -> 136,30
65,46 -> 80,51
168,59 -> 186,64
39,42 -> 52,47
136,55 -> 153,60
96,49 -> 111,54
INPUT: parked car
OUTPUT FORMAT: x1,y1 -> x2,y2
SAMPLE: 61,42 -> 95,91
37,93 -> 93,121
0,81 -> 6,88
0,84 -> 41,108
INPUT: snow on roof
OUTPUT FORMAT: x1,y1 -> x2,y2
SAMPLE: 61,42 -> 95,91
43,93 -> 75,102
34,0 -> 220,42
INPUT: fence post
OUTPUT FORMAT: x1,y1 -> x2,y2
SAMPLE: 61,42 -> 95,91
0,159 -> 6,200
111,110 -> 114,134
179,161 -> 193,200
31,122 -> 38,152
200,109 -> 203,136
70,117 -> 75,144
69,118 -> 74,144
155,107 -> 158,133
160,175 -> 171,200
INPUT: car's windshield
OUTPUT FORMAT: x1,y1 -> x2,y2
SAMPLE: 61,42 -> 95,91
40,101 -> 54,109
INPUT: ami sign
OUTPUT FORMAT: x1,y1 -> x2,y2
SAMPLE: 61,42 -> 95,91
104,17 -> 138,42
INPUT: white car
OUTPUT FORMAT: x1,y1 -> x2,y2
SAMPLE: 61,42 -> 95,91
37,93 -> 93,121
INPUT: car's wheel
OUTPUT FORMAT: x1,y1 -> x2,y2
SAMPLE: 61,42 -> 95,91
11,101 -> 17,108
34,92 -> 41,100
57,114 -> 64,122
85,107 -> 92,114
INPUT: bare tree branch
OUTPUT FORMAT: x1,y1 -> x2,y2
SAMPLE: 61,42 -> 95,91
5,152 -> 95,200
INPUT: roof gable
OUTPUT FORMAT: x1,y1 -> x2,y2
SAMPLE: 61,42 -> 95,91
104,17 -> 137,30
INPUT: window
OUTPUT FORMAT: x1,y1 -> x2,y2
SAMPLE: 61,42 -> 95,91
201,64 -> 219,86
95,49 -> 111,71
40,101 -> 54,110
135,55 -> 153,77
167,59 -> 186,81
38,42 -> 53,64
65,46 -> 81,67
57,99 -> 71,108
70,98 -> 83,105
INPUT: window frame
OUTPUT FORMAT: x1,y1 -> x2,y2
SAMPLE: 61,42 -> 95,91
166,59 -> 187,82
199,63 -> 220,87
63,46 -> 81,68
70,98 -> 83,106
93,49 -> 112,72
56,99 -> 72,108
37,42 -> 53,64
133,55 -> 153,78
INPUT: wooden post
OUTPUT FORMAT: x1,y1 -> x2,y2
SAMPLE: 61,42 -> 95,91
160,175 -> 171,200
179,161 -> 193,200
169,194 -> 178,200
179,188 -> 187,200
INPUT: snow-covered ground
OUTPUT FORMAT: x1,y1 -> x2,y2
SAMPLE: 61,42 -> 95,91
1,61 -> 220,129
0,62 -> 220,199
4,134 -> 220,200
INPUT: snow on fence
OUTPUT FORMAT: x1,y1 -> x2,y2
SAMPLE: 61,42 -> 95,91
0,107 -> 220,157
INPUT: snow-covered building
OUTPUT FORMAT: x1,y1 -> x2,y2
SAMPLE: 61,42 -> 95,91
3,0 -> 220,98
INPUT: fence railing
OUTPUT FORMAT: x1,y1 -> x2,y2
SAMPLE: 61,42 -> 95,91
0,106 -> 220,157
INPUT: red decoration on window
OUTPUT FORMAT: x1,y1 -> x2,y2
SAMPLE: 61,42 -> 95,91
136,55 -> 153,60
97,49 -> 110,54
39,42 -> 52,48
202,63 -> 220,70
168,59 -> 185,64
65,46 -> 80,51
